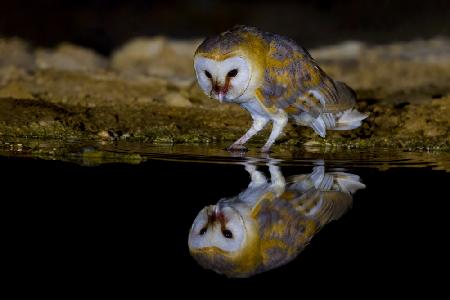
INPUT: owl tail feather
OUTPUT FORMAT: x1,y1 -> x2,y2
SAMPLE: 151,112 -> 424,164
310,117 -> 327,138
333,172 -> 366,194
319,172 -> 365,222
332,108 -> 368,131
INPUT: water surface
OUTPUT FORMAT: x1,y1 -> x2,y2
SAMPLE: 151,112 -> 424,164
2,142 -> 448,295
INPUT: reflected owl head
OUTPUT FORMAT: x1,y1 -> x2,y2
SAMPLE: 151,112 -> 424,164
189,204 -> 247,252
188,202 -> 263,277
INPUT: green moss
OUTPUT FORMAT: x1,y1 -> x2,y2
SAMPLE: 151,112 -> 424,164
0,68 -> 449,156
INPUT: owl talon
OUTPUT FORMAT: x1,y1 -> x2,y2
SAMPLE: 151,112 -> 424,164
227,144 -> 248,152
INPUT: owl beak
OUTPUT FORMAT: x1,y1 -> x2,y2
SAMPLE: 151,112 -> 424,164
217,92 -> 224,103
212,82 -> 227,103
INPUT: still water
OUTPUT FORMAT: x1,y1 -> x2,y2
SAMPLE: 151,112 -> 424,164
2,141 -> 448,295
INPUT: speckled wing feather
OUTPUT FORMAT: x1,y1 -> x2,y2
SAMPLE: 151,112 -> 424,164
253,180 -> 351,271
249,167 -> 362,273
257,34 -> 356,117
289,168 -> 355,220
282,186 -> 352,225
255,192 -> 318,271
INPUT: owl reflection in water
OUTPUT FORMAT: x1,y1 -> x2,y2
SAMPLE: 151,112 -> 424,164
188,163 -> 365,278
194,26 -> 367,152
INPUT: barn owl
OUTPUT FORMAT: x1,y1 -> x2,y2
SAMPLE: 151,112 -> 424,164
188,161 -> 366,277
194,26 -> 367,152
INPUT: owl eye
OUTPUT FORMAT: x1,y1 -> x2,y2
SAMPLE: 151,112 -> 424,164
204,70 -> 212,79
222,229 -> 233,239
199,227 -> 207,235
227,69 -> 238,77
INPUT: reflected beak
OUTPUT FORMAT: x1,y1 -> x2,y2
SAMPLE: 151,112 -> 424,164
209,205 -> 225,224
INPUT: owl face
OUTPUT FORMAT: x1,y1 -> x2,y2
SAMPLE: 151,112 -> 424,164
188,204 -> 247,253
194,55 -> 252,103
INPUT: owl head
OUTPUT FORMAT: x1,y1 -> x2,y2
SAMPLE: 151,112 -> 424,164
193,26 -> 267,103
188,201 -> 263,277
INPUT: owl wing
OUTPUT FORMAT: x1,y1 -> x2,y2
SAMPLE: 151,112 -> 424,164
256,37 -> 356,118
282,188 -> 351,225
286,167 -> 359,225
252,167 -> 364,273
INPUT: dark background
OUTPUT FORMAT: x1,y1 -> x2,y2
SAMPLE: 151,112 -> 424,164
1,0 -> 450,54
2,156 -> 448,296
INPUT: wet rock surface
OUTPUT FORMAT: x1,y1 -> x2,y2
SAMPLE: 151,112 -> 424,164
0,36 -> 449,156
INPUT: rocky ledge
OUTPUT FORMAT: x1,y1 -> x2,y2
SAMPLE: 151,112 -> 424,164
0,37 -> 449,153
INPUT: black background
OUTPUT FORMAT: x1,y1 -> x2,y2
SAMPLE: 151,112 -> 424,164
2,155 -> 448,296
1,0 -> 449,54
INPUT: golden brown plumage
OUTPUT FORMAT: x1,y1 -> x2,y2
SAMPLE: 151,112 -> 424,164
194,26 -> 367,152
188,163 -> 366,277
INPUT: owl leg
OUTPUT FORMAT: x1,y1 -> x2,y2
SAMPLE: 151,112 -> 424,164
228,116 -> 269,151
268,164 -> 286,196
244,163 -> 268,188
261,113 -> 288,153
